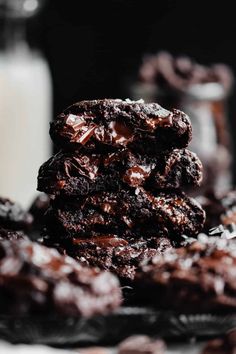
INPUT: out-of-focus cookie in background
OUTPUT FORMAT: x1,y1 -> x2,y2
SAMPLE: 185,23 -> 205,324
130,52 -> 234,196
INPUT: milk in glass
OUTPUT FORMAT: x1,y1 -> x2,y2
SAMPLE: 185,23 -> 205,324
0,0 -> 51,208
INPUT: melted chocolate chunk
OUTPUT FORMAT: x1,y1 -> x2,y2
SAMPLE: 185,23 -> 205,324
132,237 -> 236,312
43,235 -> 172,282
0,197 -> 33,232
50,99 -> 192,153
38,149 -> 202,197
0,239 -> 122,317
45,188 -> 205,241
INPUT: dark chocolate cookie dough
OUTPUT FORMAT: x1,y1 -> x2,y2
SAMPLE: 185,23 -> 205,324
38,149 -> 202,197
50,99 -> 192,153
43,235 -> 172,282
45,188 -> 205,241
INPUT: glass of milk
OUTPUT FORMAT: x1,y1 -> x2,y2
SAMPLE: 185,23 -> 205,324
0,0 -> 51,208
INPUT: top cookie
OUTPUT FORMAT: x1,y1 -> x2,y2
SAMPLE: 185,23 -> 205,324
50,99 -> 192,153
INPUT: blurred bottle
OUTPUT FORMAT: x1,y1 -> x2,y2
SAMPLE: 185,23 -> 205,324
131,52 -> 234,194
0,0 -> 51,208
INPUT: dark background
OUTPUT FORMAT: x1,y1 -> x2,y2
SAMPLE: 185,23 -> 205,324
27,0 -> 236,180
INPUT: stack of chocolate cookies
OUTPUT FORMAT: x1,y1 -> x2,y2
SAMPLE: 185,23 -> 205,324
38,99 -> 205,281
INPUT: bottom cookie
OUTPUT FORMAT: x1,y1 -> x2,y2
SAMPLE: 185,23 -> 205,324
43,235 -> 172,283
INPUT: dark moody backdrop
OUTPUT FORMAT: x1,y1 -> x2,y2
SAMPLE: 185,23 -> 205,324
27,0 -> 236,181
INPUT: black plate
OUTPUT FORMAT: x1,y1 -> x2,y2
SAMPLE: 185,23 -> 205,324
1,307 -> 236,345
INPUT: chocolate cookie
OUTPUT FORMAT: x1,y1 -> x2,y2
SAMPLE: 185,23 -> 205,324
50,99 -> 192,153
132,237 -> 236,312
139,51 -> 233,93
0,197 -> 33,231
45,188 -> 205,241
38,149 -> 202,197
43,235 -> 172,282
0,239 -> 122,317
